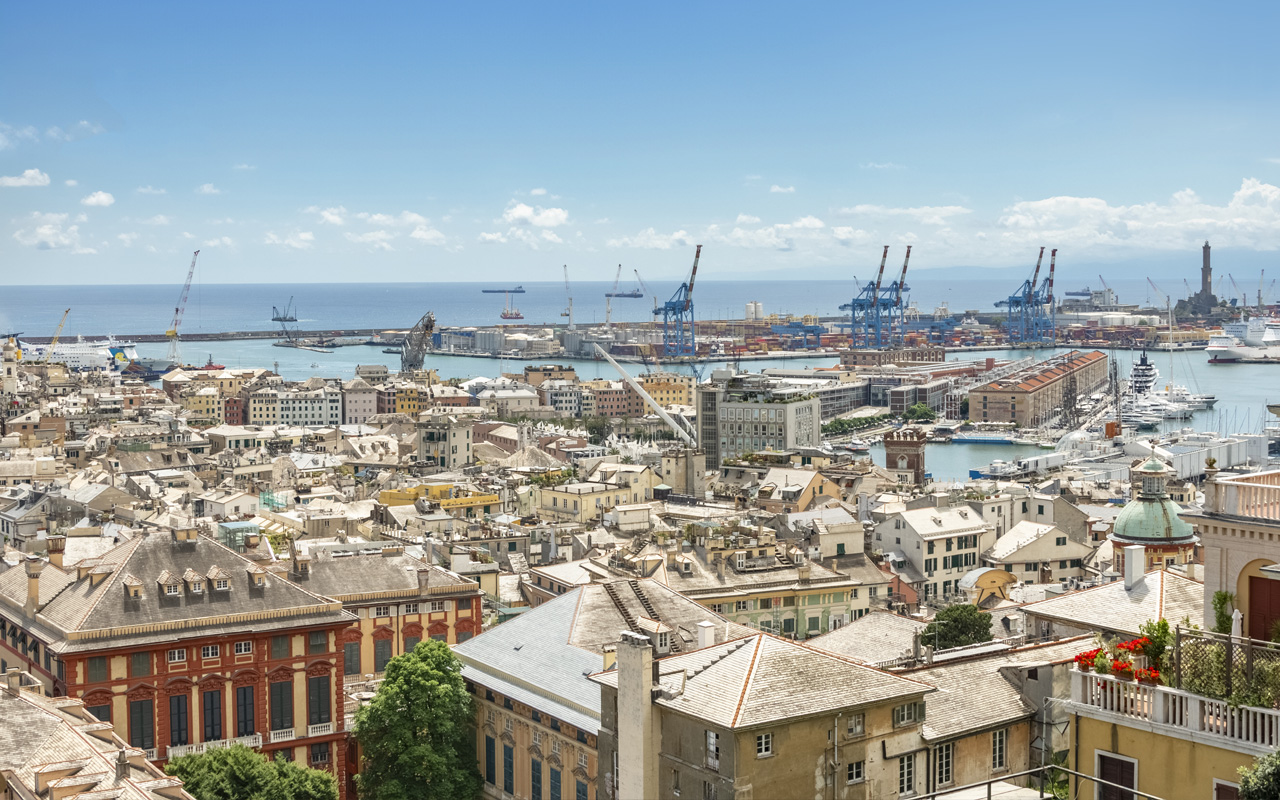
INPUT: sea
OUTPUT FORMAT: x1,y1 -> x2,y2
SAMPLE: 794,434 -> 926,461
2,280 -> 1274,482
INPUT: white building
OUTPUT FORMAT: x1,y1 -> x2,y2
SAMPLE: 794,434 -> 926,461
342,376 -> 377,424
873,506 -> 995,602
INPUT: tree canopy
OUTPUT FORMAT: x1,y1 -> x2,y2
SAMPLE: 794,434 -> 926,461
1240,749 -> 1280,799
165,744 -> 337,800
922,604 -> 994,650
903,402 -> 938,422
353,639 -> 482,800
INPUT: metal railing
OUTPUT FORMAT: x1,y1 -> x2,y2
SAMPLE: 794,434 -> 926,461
1171,626 -> 1280,707
917,763 -> 1165,799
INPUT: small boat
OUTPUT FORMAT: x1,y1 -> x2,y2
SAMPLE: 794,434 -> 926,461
500,309 -> 525,320
382,347 -> 403,355
192,355 -> 225,371
482,285 -> 525,294
272,297 -> 297,322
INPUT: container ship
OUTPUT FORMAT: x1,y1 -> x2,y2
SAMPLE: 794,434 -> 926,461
482,285 -> 525,294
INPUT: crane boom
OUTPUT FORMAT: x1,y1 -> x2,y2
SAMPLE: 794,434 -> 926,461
895,245 -> 912,306
42,308 -> 70,364
593,344 -> 695,445
634,269 -> 656,309
611,264 -> 622,292
1097,274 -> 1111,292
1029,246 -> 1045,289
684,245 -> 702,310
562,264 -> 575,330
872,245 -> 890,299
167,250 -> 199,338
1046,249 -> 1057,305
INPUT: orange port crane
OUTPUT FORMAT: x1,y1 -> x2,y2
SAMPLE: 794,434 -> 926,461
166,250 -> 200,363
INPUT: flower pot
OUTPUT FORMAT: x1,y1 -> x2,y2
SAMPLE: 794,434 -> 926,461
1076,663 -> 1091,673
1138,677 -> 1158,686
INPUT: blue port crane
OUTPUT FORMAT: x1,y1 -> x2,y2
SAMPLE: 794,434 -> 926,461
839,245 -> 912,347
996,247 -> 1057,345
654,244 -> 701,357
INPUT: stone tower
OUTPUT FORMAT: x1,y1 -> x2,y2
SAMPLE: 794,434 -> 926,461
1202,240 -> 1212,296
883,426 -> 928,486
2,337 -> 17,397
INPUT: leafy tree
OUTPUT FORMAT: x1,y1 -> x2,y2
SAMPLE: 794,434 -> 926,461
959,397 -> 970,416
903,402 -> 938,422
1212,591 -> 1236,635
922,604 -> 994,651
354,640 -> 482,800
583,416 -> 610,444
1239,749 -> 1280,799
1138,618 -> 1172,670
165,744 -> 337,800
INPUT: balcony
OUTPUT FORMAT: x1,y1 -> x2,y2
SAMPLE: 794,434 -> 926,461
307,722 -> 334,737
268,728 -> 296,743
1068,669 -> 1280,756
166,734 -> 263,760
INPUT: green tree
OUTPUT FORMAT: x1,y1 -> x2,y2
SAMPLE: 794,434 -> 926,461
1212,591 -> 1236,635
922,604 -> 994,651
583,416 -> 610,444
1239,749 -> 1280,799
903,402 -> 938,422
354,640 -> 482,800
959,397 -> 970,416
165,744 -> 337,800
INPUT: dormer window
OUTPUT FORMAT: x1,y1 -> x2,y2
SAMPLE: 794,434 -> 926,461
215,579 -> 229,591
191,581 -> 203,594
165,583 -> 180,596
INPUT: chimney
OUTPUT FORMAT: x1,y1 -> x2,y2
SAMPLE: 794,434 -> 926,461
115,748 -> 129,781
715,554 -> 725,582
1123,545 -> 1145,590
24,555 -> 45,617
617,631 -> 659,800
697,620 -> 716,650
46,535 -> 66,570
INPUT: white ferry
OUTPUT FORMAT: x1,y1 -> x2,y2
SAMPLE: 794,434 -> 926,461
1207,316 -> 1280,362
18,335 -> 139,371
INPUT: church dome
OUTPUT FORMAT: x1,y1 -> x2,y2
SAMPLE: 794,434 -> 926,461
1111,457 -> 1196,543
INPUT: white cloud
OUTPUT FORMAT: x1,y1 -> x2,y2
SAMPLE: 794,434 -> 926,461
1265,158 -> 1280,165
137,185 -> 166,195
409,225 -> 446,245
744,174 -> 762,181
478,231 -> 507,243
607,228 -> 692,249
725,226 -> 793,251
0,168 -> 51,187
355,210 -> 428,227
196,183 -> 222,195
735,213 -> 761,224
769,185 -> 795,194
832,226 -> 871,246
791,215 -> 825,229
64,179 -> 77,187
345,230 -> 396,251
860,162 -> 904,170
117,232 -> 139,247
264,230 -> 315,250
839,203 -> 972,225
541,230 -> 563,244
306,205 -> 348,225
594,217 -> 611,224
11,212 -> 95,253
503,202 -> 569,227
80,190 -> 115,207
181,231 -> 195,239
530,188 -> 547,196
141,215 -> 170,225
0,123 -> 38,150
233,163 -> 256,170
44,121 -> 104,142
203,236 -> 234,247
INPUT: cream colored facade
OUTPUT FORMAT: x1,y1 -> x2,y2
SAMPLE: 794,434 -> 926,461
637,371 -> 694,407
474,690 -> 598,800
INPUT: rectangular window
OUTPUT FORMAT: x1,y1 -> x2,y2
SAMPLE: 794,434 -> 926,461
755,732 -> 772,757
310,742 -> 330,764
271,636 -> 290,660
202,645 -> 220,659
129,698 -> 154,750
405,635 -> 421,652
1056,536 -> 1067,546
308,631 -> 327,654
270,681 -> 293,731
429,600 -> 447,612
166,694 -> 189,747
899,754 -> 915,796
87,703 -> 111,722
576,780 -> 587,800
847,760 -> 864,784
168,647 -> 187,664
503,744 -> 514,794
344,642 -> 360,675
992,728 -> 1007,771
848,712 -> 864,736
936,742 -> 953,786
705,730 -> 720,770
403,603 -> 419,614
87,656 -> 108,683
234,641 -> 253,655
550,768 -> 562,800
1098,753 -> 1136,800
235,686 -> 255,736
131,652 -> 151,677
202,690 -> 222,741
374,639 -> 392,672
484,735 -> 496,785
532,758 -> 542,800
893,701 -> 925,727
307,675 -> 331,724
374,605 -> 390,617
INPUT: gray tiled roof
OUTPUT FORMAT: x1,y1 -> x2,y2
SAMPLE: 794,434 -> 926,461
594,633 -> 932,729
807,610 -> 928,664
292,550 -> 479,601
1020,569 -> 1203,637
902,638 -> 1087,741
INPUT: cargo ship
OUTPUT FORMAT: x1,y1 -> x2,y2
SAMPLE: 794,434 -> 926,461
482,285 -> 525,294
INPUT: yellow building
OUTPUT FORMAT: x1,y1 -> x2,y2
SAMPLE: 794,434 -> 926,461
293,544 -> 484,679
1067,664 -> 1259,799
378,481 -> 501,519
179,386 -> 224,427
637,370 -> 695,406
537,481 -> 636,523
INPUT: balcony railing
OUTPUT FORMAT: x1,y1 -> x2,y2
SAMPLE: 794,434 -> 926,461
307,722 -> 334,737
1070,669 -> 1280,754
268,728 -> 296,743
166,734 -> 263,760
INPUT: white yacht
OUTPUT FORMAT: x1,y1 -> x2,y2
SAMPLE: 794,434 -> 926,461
1128,350 -> 1159,395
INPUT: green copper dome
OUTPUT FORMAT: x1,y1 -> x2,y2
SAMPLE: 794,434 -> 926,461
1111,457 -> 1196,543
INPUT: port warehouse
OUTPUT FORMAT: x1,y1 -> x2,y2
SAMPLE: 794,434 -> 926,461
967,349 -> 1109,426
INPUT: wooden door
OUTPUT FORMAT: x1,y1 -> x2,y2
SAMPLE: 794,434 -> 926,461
1249,576 -> 1280,640
1098,754 -> 1135,800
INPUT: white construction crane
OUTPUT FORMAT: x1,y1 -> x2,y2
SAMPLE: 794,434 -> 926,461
593,344 -> 695,445
634,269 -> 657,310
166,250 -> 200,363
604,264 -> 623,327
562,264 -> 575,330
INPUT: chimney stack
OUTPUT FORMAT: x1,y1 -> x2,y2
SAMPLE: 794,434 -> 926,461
46,535 -> 66,570
697,620 -> 716,650
24,555 -> 46,617
1123,545 -> 1145,590
616,631 -> 659,799
115,748 -> 129,781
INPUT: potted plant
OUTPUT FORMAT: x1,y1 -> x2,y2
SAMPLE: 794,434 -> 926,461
1075,648 -> 1101,672
1111,660 -> 1135,680
1093,650 -> 1112,675
1136,667 -> 1161,686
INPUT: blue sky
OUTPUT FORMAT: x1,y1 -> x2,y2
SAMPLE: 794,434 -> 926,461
4,2 -> 1280,284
